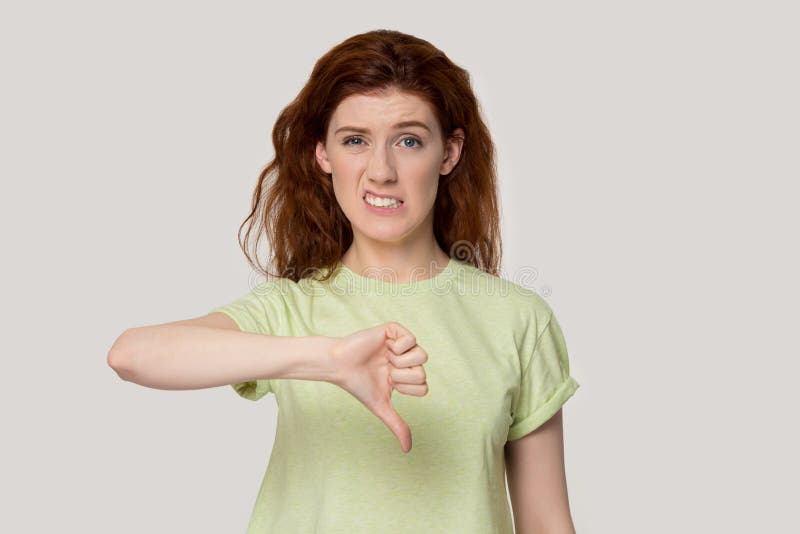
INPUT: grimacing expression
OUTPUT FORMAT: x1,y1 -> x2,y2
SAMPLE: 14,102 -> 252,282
315,89 -> 462,246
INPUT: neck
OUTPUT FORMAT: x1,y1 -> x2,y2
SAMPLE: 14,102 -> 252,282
341,239 -> 451,283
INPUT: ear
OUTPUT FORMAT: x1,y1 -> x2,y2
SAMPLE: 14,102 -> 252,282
440,128 -> 465,176
315,140 -> 332,174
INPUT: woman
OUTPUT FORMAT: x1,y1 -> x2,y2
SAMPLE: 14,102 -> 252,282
108,29 -> 580,534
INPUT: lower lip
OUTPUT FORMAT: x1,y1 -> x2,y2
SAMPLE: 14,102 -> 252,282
363,196 -> 405,215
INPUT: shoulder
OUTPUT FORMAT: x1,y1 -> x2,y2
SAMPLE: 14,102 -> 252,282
221,276 -> 311,321
454,261 -> 553,319
249,274 -> 320,300
452,261 -> 556,350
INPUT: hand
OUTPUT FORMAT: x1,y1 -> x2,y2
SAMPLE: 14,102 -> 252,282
329,321 -> 429,453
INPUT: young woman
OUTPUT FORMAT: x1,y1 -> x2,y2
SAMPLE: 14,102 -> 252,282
108,29 -> 580,534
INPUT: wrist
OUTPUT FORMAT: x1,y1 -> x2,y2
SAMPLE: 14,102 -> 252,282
317,335 -> 342,385
261,334 -> 341,384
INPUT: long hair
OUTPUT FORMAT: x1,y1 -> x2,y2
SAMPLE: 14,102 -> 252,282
237,29 -> 502,283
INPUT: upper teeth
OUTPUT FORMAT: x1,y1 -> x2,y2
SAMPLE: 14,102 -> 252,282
365,193 -> 402,208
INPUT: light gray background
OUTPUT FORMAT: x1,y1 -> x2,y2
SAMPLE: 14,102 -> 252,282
2,1 -> 797,532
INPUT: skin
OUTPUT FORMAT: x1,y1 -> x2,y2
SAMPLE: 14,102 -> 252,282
315,87 -> 463,282
505,410 -> 577,533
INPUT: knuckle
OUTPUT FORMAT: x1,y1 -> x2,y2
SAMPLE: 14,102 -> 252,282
385,321 -> 400,334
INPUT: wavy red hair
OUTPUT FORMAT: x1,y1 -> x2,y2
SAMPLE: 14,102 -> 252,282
236,29 -> 502,282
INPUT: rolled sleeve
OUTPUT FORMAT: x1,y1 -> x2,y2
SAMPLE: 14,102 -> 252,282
507,310 -> 580,441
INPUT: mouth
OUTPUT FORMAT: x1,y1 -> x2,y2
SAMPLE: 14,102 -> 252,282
363,190 -> 404,209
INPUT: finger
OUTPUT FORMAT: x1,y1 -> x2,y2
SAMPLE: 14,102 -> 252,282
375,398 -> 412,453
383,321 -> 417,346
389,365 -> 427,385
384,321 -> 409,340
392,382 -> 429,397
386,335 -> 416,357
387,345 -> 428,368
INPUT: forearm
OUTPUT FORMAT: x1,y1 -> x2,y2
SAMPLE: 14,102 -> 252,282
108,325 -> 337,390
506,411 -> 576,534
512,514 -> 576,534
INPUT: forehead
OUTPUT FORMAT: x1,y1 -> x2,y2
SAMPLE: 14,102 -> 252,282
329,90 -> 438,131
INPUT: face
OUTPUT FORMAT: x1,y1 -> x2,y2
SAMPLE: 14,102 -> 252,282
315,88 -> 463,249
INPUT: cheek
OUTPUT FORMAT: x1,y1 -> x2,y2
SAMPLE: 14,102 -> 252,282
330,179 -> 352,211
330,177 -> 364,219
329,158 -> 362,199
330,156 -> 361,179
405,163 -> 441,202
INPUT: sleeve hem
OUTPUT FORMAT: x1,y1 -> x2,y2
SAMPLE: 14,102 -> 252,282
506,376 -> 580,442
231,380 -> 271,401
209,307 -> 245,332
211,308 -> 273,401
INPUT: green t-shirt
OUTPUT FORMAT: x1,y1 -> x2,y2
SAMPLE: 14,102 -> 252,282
210,257 -> 579,533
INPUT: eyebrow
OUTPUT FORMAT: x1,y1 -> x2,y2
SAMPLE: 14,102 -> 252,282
334,121 -> 432,136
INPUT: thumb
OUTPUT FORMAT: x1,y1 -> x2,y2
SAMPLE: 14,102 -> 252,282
374,397 -> 412,453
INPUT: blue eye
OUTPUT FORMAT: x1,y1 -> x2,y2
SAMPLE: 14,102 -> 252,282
343,136 -> 363,146
342,136 -> 423,148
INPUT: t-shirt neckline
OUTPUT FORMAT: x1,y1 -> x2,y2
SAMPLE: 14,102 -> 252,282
330,257 -> 460,295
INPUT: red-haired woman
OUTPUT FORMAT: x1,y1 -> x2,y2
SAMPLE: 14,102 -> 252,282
108,29 -> 580,534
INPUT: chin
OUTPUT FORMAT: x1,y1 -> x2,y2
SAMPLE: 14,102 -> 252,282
353,220 -> 409,243
359,228 -> 407,244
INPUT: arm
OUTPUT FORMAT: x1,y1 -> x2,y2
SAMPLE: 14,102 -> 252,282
504,409 -> 576,534
106,312 -> 337,390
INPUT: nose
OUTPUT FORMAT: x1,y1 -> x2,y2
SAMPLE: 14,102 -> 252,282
365,142 -> 397,184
